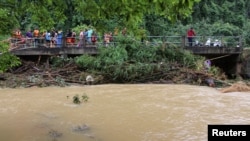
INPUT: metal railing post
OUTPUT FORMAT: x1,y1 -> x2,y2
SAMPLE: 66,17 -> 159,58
221,36 -> 223,47
181,35 -> 186,47
239,36 -> 242,47
63,37 -> 66,48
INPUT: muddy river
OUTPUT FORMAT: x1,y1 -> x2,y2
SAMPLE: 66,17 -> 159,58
0,84 -> 249,141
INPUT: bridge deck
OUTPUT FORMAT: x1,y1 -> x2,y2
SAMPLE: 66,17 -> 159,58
10,46 -> 98,56
8,36 -> 243,56
184,46 -> 243,55
10,46 -> 243,56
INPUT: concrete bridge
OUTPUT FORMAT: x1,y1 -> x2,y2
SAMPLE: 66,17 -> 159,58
10,45 -> 242,56
8,36 -> 244,77
9,35 -> 243,55
10,46 -> 98,56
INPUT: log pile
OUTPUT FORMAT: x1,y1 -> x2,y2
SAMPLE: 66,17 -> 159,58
0,60 -> 92,88
0,60 -> 228,88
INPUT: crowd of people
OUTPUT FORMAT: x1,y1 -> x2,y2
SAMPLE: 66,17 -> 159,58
11,28 -> 63,49
10,27 -> 130,49
10,28 -> 97,49
10,26 -> 238,50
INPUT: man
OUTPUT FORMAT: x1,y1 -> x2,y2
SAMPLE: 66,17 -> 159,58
45,30 -> 51,47
25,30 -> 33,45
87,28 -> 93,44
187,27 -> 196,47
78,29 -> 85,47
33,28 -> 40,46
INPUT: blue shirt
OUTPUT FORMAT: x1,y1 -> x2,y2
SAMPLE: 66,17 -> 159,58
87,29 -> 93,38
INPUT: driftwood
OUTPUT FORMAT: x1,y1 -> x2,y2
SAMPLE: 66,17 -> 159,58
220,81 -> 250,93
1,60 -> 87,87
0,59 -> 230,88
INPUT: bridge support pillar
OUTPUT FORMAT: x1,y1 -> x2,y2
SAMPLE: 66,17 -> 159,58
236,58 -> 243,80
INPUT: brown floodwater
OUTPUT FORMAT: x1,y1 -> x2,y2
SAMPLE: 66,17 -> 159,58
0,84 -> 249,141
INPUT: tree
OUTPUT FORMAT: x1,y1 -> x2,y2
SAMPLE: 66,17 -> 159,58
76,0 -> 200,30
0,2 -> 18,35
0,0 -> 200,34
0,41 -> 21,73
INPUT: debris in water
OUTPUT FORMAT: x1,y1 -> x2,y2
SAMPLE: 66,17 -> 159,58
72,124 -> 90,132
48,129 -> 62,141
220,81 -> 250,93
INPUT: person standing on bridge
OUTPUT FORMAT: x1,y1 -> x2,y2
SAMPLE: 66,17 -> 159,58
33,28 -> 39,46
78,29 -> 85,47
187,27 -> 196,47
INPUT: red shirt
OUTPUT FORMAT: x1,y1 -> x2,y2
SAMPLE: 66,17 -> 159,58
187,29 -> 195,37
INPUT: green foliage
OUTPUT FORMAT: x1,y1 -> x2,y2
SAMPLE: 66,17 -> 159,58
72,24 -> 92,35
82,94 -> 89,102
194,21 -> 241,36
0,8 -> 19,34
180,50 -> 201,67
0,39 -> 9,52
159,45 -> 203,68
1,0 -> 199,35
242,20 -> 250,46
209,66 -> 221,76
50,56 -> 74,68
0,52 -> 21,73
0,41 -> 21,73
75,36 -> 202,82
73,94 -> 81,104
72,93 -> 89,104
75,54 -> 96,69
190,0 -> 246,26
96,46 -> 128,71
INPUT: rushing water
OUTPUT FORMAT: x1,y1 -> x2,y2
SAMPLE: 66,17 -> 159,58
0,84 -> 250,141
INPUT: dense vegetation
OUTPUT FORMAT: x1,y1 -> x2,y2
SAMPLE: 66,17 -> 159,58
0,37 -> 21,73
0,0 -> 247,86
0,0 -> 199,34
0,0 -> 248,39
1,36 -> 224,88
75,36 -> 208,83
0,0 -> 199,73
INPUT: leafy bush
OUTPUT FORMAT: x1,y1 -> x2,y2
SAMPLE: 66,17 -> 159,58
50,56 -> 74,68
75,36 -> 203,82
0,41 -> 21,73
71,24 -> 96,35
0,52 -> 21,73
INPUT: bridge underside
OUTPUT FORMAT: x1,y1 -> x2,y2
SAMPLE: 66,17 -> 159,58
204,54 -> 240,78
185,47 -> 242,78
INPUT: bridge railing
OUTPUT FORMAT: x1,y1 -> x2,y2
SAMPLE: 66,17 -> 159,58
9,36 -> 85,50
185,36 -> 242,47
144,36 -> 183,47
9,35 -> 242,50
